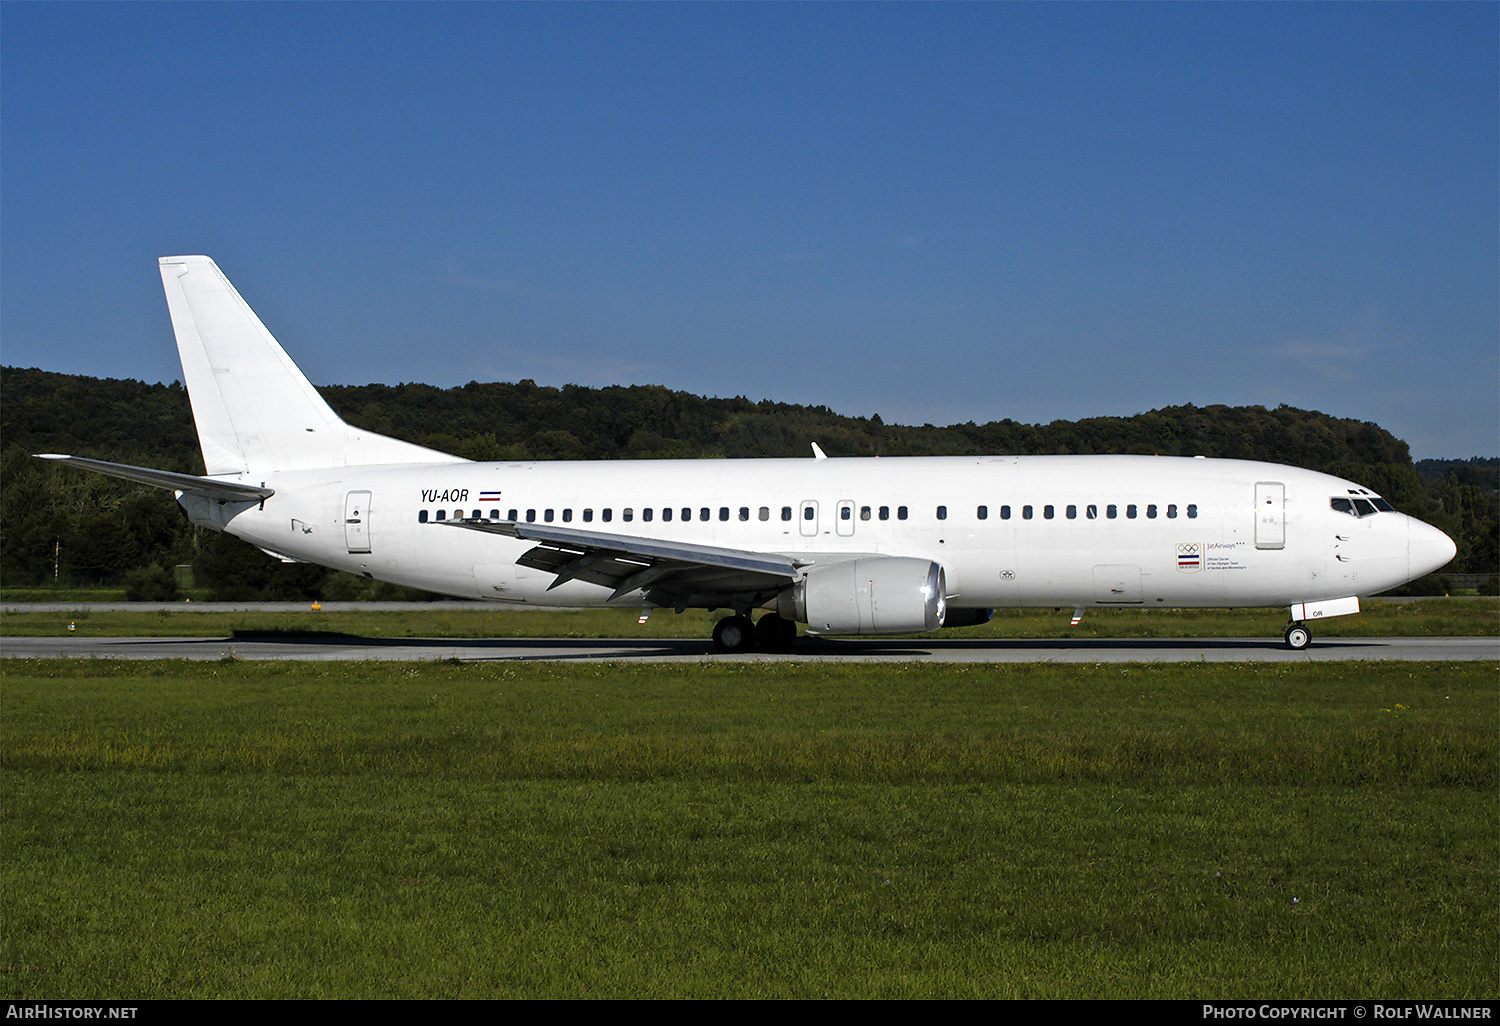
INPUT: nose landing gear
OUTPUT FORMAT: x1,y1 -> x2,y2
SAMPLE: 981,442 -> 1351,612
1284,621 -> 1311,651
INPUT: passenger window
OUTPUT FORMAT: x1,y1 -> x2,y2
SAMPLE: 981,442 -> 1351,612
490,509 -> 500,520
526,509 -> 536,523
663,508 -> 673,522
1044,505 -> 1054,519
898,506 -> 909,520
1126,505 -> 1137,519
781,507 -> 793,521
976,505 -> 987,520
1022,505 -> 1033,520
436,510 -> 446,520
603,509 -> 612,522
759,507 -> 770,521
936,506 -> 947,520
1107,505 -> 1117,519
841,506 -> 853,520
1066,505 -> 1077,519
1146,504 -> 1157,519
880,506 -> 890,520
861,506 -> 872,521
803,506 -> 815,521
739,507 -> 750,521
1000,505 -> 1011,520
418,510 -> 428,523
507,509 -> 518,521
683,508 -> 693,522
1187,504 -> 1198,519
719,507 -> 729,521
1167,505 -> 1177,519
562,509 -> 572,523
1086,505 -> 1098,519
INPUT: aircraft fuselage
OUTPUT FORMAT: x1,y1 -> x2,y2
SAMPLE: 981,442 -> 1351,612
186,452 -> 1449,614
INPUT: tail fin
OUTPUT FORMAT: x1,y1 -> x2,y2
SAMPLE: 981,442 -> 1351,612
158,256 -> 464,474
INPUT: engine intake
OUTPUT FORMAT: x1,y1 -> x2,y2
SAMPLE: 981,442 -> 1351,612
780,557 -> 946,635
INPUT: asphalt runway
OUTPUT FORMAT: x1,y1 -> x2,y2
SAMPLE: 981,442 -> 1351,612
1,633 -> 1493,663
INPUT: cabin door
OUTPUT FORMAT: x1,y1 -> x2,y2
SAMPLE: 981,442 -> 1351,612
344,490 -> 372,554
1255,482 -> 1285,550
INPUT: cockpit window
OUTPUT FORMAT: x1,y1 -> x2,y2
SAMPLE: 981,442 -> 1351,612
1331,495 -> 1391,518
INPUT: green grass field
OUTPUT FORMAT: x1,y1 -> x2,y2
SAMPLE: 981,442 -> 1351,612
3,658 -> 1495,998
2,596 -> 1496,640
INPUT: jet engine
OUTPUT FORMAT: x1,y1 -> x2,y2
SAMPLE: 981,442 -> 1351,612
779,557 -> 946,635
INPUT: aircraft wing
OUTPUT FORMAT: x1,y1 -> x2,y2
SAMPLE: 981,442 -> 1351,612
441,519 -> 804,604
34,454 -> 275,503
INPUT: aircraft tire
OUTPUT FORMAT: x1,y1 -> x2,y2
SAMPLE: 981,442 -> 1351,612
755,613 -> 797,652
1284,622 -> 1312,651
712,615 -> 757,653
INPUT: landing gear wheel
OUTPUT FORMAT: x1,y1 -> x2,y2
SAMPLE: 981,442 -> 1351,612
712,615 -> 757,653
755,613 -> 797,652
1284,622 -> 1311,651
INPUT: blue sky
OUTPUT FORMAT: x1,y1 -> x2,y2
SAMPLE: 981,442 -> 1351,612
3,2 -> 1495,459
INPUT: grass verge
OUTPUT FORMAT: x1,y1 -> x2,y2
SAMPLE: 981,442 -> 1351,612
3,659 -> 1495,998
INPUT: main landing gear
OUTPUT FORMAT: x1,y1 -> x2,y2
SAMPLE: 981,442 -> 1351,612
1283,621 -> 1312,651
712,613 -> 798,653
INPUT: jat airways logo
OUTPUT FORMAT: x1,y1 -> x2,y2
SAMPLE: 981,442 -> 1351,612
1176,542 -> 1202,573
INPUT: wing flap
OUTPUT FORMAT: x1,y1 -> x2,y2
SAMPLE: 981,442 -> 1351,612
442,519 -> 800,601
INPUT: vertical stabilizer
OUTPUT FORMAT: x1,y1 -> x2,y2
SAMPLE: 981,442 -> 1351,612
158,256 -> 464,474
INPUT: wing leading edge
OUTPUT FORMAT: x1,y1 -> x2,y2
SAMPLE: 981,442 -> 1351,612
442,519 -> 804,607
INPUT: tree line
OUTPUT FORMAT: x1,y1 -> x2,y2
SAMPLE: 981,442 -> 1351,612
2,365 -> 1494,598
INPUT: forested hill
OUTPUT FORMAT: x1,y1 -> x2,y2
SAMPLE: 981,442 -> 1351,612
4,365 -> 1494,594
0,364 -> 1420,467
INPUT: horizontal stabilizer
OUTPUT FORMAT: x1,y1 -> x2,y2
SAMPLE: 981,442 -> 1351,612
34,454 -> 274,503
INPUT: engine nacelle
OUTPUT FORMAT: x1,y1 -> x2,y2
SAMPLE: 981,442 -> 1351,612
779,557 -> 946,635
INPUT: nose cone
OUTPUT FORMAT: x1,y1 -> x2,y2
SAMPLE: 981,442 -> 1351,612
1409,518 -> 1457,580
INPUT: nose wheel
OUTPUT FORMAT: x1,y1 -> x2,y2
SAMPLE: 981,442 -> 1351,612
1283,622 -> 1311,651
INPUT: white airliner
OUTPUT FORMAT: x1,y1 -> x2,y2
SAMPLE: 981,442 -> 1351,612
40,256 -> 1456,652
